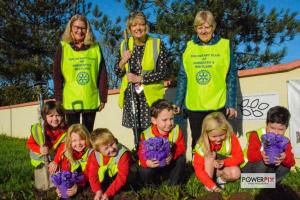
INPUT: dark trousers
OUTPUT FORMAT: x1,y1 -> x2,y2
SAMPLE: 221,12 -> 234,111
139,155 -> 186,185
242,160 -> 290,183
66,112 -> 96,133
187,107 -> 226,149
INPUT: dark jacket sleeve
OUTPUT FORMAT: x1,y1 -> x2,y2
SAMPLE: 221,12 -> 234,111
98,46 -> 108,103
225,42 -> 237,109
53,44 -> 63,102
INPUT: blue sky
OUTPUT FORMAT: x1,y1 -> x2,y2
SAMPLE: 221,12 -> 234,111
90,0 -> 300,64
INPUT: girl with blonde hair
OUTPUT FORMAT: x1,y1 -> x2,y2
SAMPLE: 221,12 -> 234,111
53,14 -> 108,133
88,128 -> 131,200
49,124 -> 93,198
193,112 -> 244,192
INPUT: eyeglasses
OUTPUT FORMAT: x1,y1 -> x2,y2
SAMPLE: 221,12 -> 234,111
72,25 -> 87,31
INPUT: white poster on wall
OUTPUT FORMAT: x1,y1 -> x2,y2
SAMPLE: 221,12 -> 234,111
237,93 -> 279,120
288,80 -> 300,158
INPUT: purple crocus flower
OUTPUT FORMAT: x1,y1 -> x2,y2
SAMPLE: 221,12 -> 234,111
51,171 -> 84,199
261,133 -> 289,165
142,137 -> 171,167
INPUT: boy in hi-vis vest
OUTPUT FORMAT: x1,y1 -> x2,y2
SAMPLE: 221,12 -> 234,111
138,99 -> 186,185
193,112 -> 243,192
88,128 -> 131,200
242,106 -> 295,182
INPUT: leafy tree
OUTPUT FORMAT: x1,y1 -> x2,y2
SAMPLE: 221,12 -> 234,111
122,0 -> 300,73
0,0 -> 91,106
90,4 -> 123,89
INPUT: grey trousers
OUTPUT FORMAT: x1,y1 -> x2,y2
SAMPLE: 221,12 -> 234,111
242,160 -> 290,182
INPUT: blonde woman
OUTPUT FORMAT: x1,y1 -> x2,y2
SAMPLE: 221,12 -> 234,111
193,112 -> 243,192
115,12 -> 169,145
174,10 -> 238,149
53,14 -> 108,132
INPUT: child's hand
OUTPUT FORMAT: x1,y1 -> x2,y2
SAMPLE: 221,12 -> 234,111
40,146 -> 49,155
100,193 -> 109,200
274,152 -> 286,166
213,160 -> 224,169
56,187 -> 62,197
94,190 -> 103,200
67,184 -> 78,197
213,187 -> 222,192
48,161 -> 58,174
261,151 -> 270,165
165,153 -> 173,165
146,159 -> 160,168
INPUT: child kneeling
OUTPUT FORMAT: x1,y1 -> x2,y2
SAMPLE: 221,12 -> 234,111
138,99 -> 186,185
88,128 -> 131,200
242,106 -> 295,182
193,112 -> 244,192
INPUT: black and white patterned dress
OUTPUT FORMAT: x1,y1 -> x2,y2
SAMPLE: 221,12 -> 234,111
115,40 -> 169,130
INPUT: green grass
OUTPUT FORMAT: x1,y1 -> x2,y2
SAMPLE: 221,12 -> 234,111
1,134 -> 300,200
0,134 -> 35,199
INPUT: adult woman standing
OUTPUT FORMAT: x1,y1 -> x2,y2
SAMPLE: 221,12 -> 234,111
54,15 -> 108,133
174,10 -> 238,149
115,12 -> 169,146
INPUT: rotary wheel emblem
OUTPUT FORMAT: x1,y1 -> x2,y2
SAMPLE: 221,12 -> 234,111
196,70 -> 211,85
77,72 -> 89,85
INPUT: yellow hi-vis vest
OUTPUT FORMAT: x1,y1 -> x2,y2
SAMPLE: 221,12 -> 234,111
61,41 -> 101,110
193,133 -> 232,164
142,124 -> 180,145
240,128 -> 266,168
29,123 -> 66,167
70,148 -> 93,172
118,36 -> 164,108
95,144 -> 129,182
183,38 -> 230,111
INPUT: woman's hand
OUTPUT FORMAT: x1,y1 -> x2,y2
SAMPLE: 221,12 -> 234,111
119,50 -> 131,69
48,161 -> 58,174
99,102 -> 105,112
146,159 -> 160,168
173,105 -> 180,114
226,108 -> 237,119
67,184 -> 78,197
40,146 -> 49,155
127,73 -> 142,83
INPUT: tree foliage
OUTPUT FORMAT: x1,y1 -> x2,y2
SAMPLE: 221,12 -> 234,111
123,0 -> 300,72
0,0 -> 91,106
90,4 -> 123,89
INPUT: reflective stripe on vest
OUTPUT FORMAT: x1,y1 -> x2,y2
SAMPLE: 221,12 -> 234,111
95,144 -> 128,182
118,36 -> 164,108
193,134 -> 232,158
183,38 -> 230,110
71,148 -> 93,172
143,124 -> 180,144
240,128 -> 266,168
61,41 -> 101,110
29,123 -> 66,167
